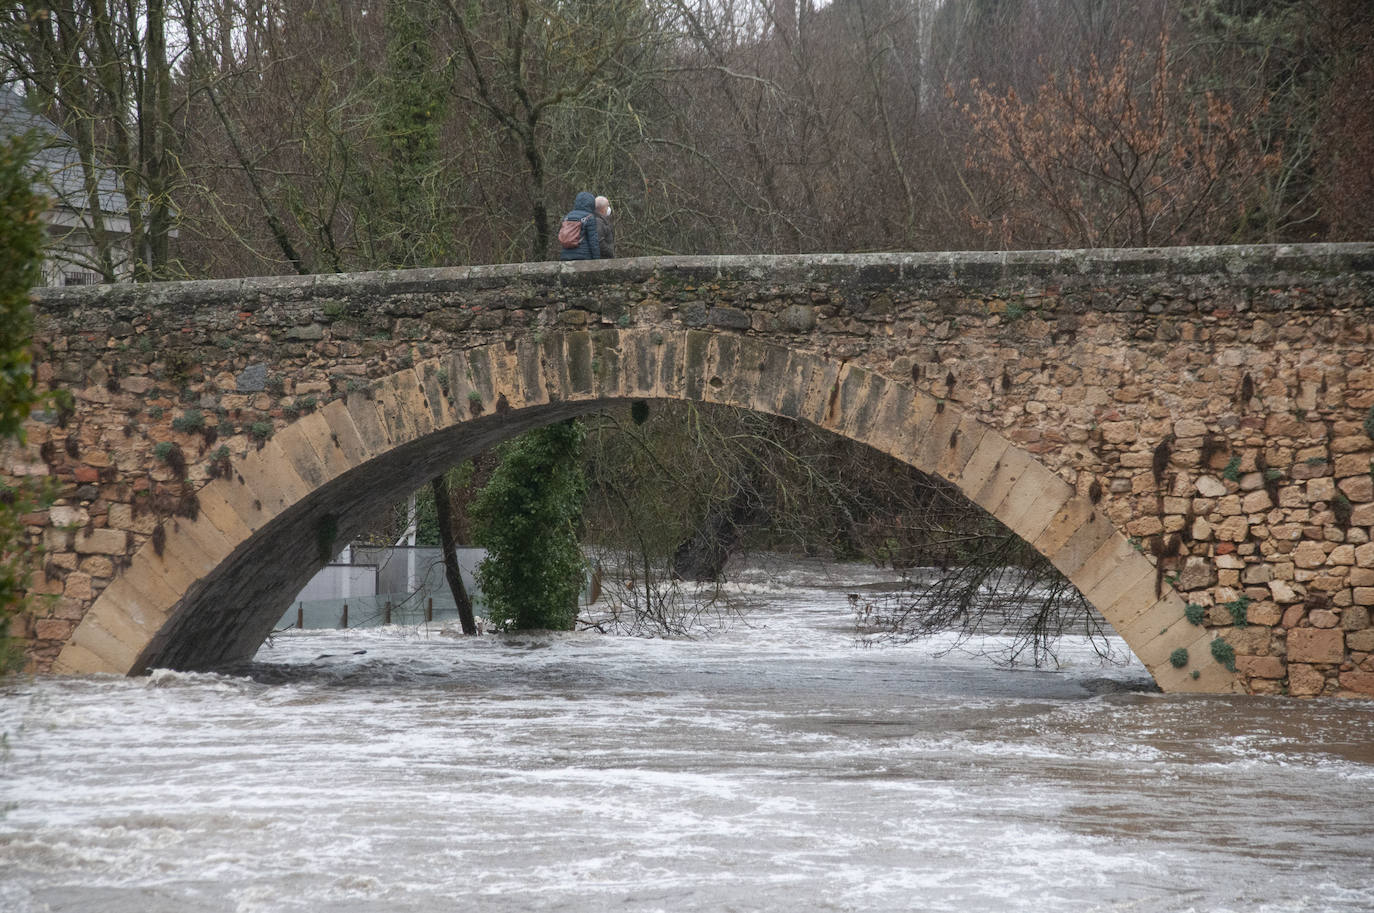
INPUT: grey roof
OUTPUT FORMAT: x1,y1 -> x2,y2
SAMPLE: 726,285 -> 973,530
0,84 -> 128,216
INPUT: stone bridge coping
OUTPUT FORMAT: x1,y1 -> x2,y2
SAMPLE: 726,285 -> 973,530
32,242 -> 1374,313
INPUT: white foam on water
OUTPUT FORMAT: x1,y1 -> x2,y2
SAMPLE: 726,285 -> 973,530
3,559 -> 1372,912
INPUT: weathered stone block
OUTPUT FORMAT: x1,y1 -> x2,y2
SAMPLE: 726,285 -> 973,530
75,528 -> 127,556
1341,606 -> 1371,631
236,363 -> 268,392
1287,627 -> 1345,663
1293,541 -> 1328,569
1236,655 -> 1285,679
1338,669 -> 1374,696
1268,579 -> 1301,603
1346,629 -> 1374,652
1287,663 -> 1326,696
1196,476 -> 1227,497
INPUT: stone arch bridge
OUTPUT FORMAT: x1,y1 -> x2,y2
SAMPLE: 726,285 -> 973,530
9,244 -> 1374,697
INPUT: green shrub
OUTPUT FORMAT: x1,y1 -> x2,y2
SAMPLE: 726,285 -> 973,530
1210,638 -> 1236,672
1169,647 -> 1189,668
471,420 -> 587,631
1225,594 -> 1251,627
0,132 -> 48,672
1184,603 -> 1206,626
171,409 -> 205,433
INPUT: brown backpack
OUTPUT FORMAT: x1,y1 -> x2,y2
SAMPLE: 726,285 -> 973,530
558,216 -> 588,249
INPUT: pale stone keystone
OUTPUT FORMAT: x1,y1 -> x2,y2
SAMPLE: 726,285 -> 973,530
948,429 -> 1010,495
621,330 -> 661,399
463,346 -> 499,406
1115,592 -> 1193,652
1034,497 -> 1103,563
1073,535 -> 1144,604
970,445 -> 1033,516
284,411 -> 355,484
872,381 -> 919,441
701,334 -> 737,406
511,338 -> 553,410
318,399 -> 373,468
856,383 -> 908,458
344,390 -> 394,454
240,439 -> 314,514
915,406 -> 963,475
60,615 -> 140,673
1100,583 -> 1174,637
719,335 -> 766,409
774,349 -> 827,422
933,413 -> 990,483
192,484 -> 254,546
995,461 -> 1074,544
415,361 -> 453,431
1132,614 -> 1205,667
372,371 -> 429,446
1082,555 -> 1158,624
531,333 -> 568,402
84,575 -> 175,636
209,465 -> 279,536
151,519 -> 223,583
52,641 -> 120,675
681,331 -> 713,403
271,422 -> 332,492
1047,511 -> 1118,579
799,360 -> 845,428
889,391 -> 942,468
656,333 -> 686,400
165,514 -> 240,581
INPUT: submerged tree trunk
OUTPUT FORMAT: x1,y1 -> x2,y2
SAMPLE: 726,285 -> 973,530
670,484 -> 759,581
431,475 -> 477,635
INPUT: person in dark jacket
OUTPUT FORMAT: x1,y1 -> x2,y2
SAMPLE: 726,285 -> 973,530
558,191 -> 601,261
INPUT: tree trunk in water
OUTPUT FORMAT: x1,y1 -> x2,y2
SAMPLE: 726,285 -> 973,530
431,475 -> 477,634
671,486 -> 758,581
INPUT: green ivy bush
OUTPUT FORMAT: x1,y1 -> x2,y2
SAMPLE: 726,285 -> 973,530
1,132 -> 48,672
471,420 -> 587,631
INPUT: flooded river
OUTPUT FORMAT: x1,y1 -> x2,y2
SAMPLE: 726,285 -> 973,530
3,561 -> 1372,912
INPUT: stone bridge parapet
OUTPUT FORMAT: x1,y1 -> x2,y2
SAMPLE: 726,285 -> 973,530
9,244 -> 1374,696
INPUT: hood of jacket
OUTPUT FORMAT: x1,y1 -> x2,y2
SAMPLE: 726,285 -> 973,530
572,191 -> 596,214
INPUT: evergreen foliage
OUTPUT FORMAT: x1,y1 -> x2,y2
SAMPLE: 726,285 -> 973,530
1,131 -> 47,671
471,421 -> 587,631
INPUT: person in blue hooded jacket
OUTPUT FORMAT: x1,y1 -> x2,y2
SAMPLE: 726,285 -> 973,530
558,191 -> 601,261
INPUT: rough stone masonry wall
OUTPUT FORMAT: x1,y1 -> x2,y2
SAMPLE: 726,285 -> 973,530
8,244 -> 1374,695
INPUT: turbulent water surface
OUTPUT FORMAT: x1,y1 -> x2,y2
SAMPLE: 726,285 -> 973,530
2,561 -> 1372,913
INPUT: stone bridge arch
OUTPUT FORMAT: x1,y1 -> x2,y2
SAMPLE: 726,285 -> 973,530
52,328 -> 1236,692
14,244 -> 1374,696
